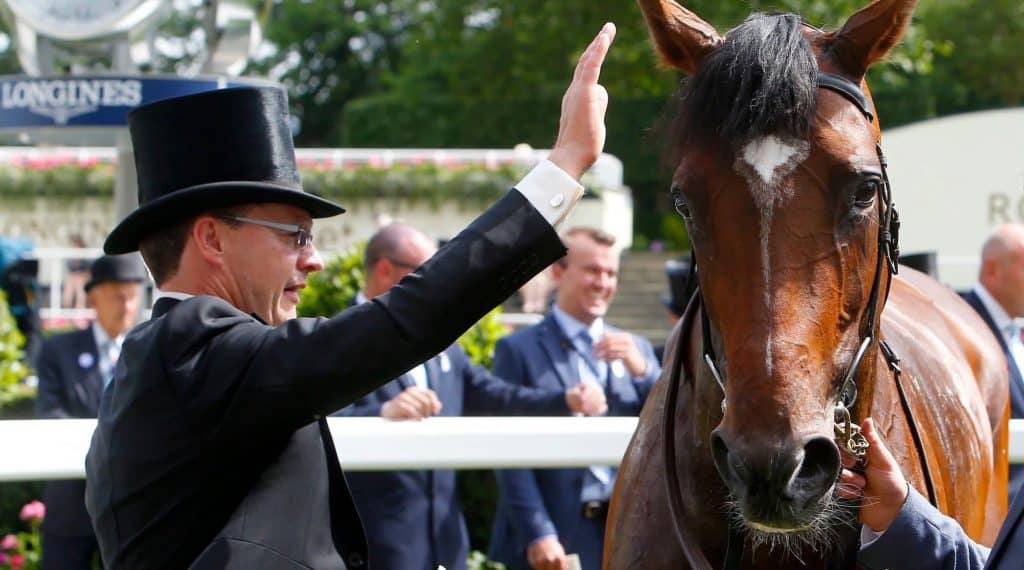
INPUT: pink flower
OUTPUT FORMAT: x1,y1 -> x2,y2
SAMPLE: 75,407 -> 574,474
0,552 -> 7,564
19,500 -> 45,522
0,534 -> 17,550
10,553 -> 23,568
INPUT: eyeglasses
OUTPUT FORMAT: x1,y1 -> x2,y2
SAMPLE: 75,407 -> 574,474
218,215 -> 313,249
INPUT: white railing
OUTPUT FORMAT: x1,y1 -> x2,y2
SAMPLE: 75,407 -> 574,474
2,417 -> 1023,481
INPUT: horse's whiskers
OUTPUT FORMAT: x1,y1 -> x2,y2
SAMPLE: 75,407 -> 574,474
723,492 -> 859,562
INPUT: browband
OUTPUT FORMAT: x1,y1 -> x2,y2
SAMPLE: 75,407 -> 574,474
818,72 -> 875,121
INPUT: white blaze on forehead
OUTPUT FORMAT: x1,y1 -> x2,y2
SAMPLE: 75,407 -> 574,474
741,135 -> 806,186
733,135 -> 809,377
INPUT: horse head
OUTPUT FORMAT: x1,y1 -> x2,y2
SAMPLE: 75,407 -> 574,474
639,0 -> 914,545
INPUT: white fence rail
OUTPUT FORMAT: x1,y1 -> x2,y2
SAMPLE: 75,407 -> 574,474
2,417 -> 1024,482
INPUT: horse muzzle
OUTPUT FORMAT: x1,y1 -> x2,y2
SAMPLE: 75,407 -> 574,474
710,431 -> 841,529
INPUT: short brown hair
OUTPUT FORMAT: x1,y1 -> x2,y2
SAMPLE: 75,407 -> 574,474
563,226 -> 616,247
556,226 -> 617,268
138,207 -> 245,285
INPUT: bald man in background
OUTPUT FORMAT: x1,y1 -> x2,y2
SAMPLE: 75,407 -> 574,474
961,224 -> 1024,500
334,223 -> 607,570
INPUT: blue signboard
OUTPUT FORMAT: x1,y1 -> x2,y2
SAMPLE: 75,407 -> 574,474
0,75 -> 276,129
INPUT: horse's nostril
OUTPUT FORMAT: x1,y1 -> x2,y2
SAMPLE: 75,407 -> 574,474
710,431 -> 737,485
789,436 -> 841,504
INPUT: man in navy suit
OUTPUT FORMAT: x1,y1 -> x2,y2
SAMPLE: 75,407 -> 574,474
488,227 -> 661,570
335,223 -> 607,570
840,417 -> 1024,569
960,224 -> 1024,500
35,254 -> 147,569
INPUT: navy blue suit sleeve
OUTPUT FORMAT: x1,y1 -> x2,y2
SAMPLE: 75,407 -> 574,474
332,393 -> 384,417
35,337 -> 71,419
858,488 -> 989,570
491,337 -> 559,542
461,345 -> 568,416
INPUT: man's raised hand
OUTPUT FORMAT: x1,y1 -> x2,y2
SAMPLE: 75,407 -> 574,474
548,23 -> 617,181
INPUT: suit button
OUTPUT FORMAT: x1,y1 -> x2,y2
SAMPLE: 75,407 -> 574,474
347,552 -> 366,567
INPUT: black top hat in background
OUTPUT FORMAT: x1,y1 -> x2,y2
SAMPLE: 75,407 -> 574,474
104,86 -> 345,254
663,258 -> 692,317
85,254 -> 150,292
898,251 -> 939,280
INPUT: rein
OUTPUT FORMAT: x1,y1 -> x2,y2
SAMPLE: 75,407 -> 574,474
660,70 -> 937,569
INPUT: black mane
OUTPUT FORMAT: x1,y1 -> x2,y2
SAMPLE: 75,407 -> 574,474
670,13 -> 818,158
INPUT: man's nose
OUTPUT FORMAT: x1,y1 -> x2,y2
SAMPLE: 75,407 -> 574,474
301,244 -> 325,272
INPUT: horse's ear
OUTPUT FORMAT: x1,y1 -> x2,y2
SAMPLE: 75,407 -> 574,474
829,0 -> 918,77
637,0 -> 723,74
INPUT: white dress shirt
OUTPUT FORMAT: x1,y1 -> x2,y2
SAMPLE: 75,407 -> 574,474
91,322 -> 124,388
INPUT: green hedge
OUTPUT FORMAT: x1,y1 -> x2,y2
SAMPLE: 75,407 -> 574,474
0,288 -> 40,547
341,95 -> 676,246
341,95 -> 672,188
0,290 -> 31,414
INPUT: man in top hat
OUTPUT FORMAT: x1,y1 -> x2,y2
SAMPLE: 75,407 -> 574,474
35,254 -> 147,569
85,23 -> 617,569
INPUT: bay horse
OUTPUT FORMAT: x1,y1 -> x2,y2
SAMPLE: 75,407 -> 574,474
605,0 -> 1010,568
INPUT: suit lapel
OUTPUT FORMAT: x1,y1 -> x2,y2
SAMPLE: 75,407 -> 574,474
377,377 -> 408,400
1009,364 -> 1024,418
395,372 -> 415,390
425,355 -> 443,393
965,291 -> 1024,416
537,315 -> 576,389
73,328 -> 104,412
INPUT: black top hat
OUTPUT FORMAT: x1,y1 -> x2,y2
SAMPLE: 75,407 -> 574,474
662,258 -> 692,317
104,86 -> 344,254
85,254 -> 149,292
898,251 -> 939,279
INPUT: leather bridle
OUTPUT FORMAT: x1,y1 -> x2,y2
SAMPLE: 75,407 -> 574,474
659,69 -> 935,569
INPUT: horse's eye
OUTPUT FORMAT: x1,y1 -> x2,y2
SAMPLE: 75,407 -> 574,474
671,185 -> 692,220
852,179 -> 880,208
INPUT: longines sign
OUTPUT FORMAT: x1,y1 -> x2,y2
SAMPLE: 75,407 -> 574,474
0,75 -> 266,128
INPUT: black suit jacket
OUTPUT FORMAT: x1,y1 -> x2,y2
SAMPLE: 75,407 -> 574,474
35,327 -> 104,537
335,342 -> 569,570
960,289 -> 1024,499
85,191 -> 566,569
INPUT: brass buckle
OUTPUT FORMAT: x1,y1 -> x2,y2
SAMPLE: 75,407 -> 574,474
834,404 -> 869,470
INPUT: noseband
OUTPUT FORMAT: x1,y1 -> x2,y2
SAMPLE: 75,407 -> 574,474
660,70 -> 935,569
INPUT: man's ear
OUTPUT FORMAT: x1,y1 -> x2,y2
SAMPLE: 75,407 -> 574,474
551,260 -> 567,286
191,216 -> 226,268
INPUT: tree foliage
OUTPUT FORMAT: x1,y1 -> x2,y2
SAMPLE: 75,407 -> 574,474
254,0 -> 1022,145
246,0 -> 428,145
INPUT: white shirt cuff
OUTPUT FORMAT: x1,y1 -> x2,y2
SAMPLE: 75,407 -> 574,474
514,160 -> 585,228
860,524 -> 884,547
